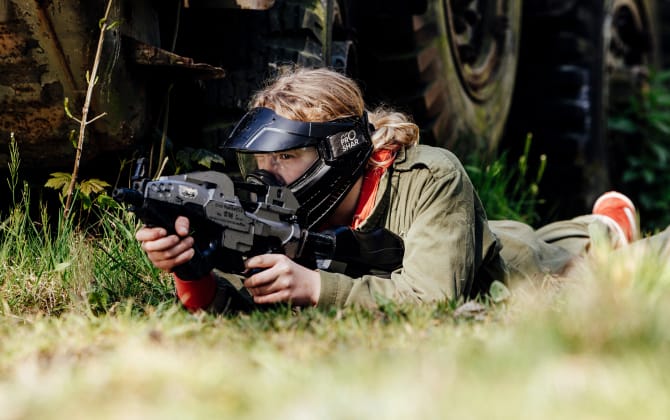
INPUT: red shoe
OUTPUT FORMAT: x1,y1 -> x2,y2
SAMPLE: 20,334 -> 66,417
592,191 -> 639,244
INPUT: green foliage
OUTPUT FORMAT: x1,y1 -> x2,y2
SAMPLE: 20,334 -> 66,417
58,0 -> 113,217
45,172 -> 111,213
86,205 -> 174,315
466,134 -> 546,224
62,97 -> 76,121
105,19 -> 122,31
609,69 -> 670,231
175,147 -> 227,172
6,133 -> 20,205
1,157 -> 85,315
145,125 -> 227,177
1,139 -> 170,315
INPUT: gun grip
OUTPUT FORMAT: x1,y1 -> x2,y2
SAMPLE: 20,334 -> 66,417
245,267 -> 264,277
173,240 -> 219,280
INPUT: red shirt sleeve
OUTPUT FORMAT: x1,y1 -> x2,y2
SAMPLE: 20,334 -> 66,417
173,273 -> 217,311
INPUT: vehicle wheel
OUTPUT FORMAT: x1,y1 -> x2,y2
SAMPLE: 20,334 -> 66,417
504,0 -> 659,219
353,0 -> 522,155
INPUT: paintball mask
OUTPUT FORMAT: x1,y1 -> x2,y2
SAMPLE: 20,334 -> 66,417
224,107 -> 373,230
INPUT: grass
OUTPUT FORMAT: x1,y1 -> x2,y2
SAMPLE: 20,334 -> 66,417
1,263 -> 669,419
465,134 -> 546,224
1,137 -> 669,418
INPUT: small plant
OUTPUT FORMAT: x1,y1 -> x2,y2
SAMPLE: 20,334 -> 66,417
175,147 -> 227,173
1,135 -> 84,315
466,134 -> 546,224
56,0 -> 117,218
86,204 -> 175,315
6,132 -> 20,206
1,134 -> 172,315
45,172 -> 111,213
609,69 -> 670,231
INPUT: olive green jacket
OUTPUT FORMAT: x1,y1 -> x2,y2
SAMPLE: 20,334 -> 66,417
317,144 -> 507,307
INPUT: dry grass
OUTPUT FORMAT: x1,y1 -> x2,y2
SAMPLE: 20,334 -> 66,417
1,239 -> 669,419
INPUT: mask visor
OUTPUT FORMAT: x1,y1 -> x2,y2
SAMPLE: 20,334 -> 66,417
237,146 -> 320,186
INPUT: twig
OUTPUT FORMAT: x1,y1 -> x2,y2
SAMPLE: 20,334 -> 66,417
157,84 -> 173,178
64,0 -> 114,218
86,112 -> 108,125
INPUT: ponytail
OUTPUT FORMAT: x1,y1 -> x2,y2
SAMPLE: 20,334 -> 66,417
368,106 -> 420,166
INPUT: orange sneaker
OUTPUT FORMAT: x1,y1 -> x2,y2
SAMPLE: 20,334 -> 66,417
592,191 -> 639,245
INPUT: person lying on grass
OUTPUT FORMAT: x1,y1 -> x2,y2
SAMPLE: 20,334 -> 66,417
135,67 -> 670,313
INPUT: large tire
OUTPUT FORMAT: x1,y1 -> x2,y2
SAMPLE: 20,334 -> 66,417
504,0 -> 659,219
352,0 -> 522,156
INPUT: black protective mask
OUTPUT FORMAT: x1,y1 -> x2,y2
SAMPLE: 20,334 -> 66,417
224,107 -> 373,229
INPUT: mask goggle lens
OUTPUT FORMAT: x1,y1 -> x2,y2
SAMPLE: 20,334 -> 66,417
237,146 -> 320,186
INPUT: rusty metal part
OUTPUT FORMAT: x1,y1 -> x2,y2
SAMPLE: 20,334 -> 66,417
0,0 -> 149,170
186,0 -> 275,10
0,0 -> 227,170
6,0 -> 84,98
0,0 -> 86,168
131,38 -> 226,80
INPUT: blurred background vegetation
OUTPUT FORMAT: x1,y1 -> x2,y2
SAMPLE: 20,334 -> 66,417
609,69 -> 670,232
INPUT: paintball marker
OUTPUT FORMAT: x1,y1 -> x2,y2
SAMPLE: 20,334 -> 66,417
113,160 -> 404,280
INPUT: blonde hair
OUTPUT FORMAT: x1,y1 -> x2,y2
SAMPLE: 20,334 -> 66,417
251,67 -> 420,163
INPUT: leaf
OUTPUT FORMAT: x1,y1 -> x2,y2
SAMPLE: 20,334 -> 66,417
622,171 -> 637,183
68,129 -> 77,148
642,169 -> 655,184
650,143 -> 669,165
650,118 -> 670,135
655,69 -> 670,83
653,93 -> 670,107
608,117 -> 638,134
88,290 -> 109,313
79,178 -> 111,196
176,147 -> 226,170
81,194 -> 93,210
106,20 -> 121,31
96,194 -> 118,209
453,301 -> 487,319
63,97 -> 79,122
194,149 -> 226,169
489,280 -> 512,303
54,261 -> 71,272
174,148 -> 193,172
465,165 -> 482,176
45,172 -> 72,196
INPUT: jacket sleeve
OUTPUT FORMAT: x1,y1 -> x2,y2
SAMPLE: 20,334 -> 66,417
173,271 -> 256,314
317,156 -> 501,308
